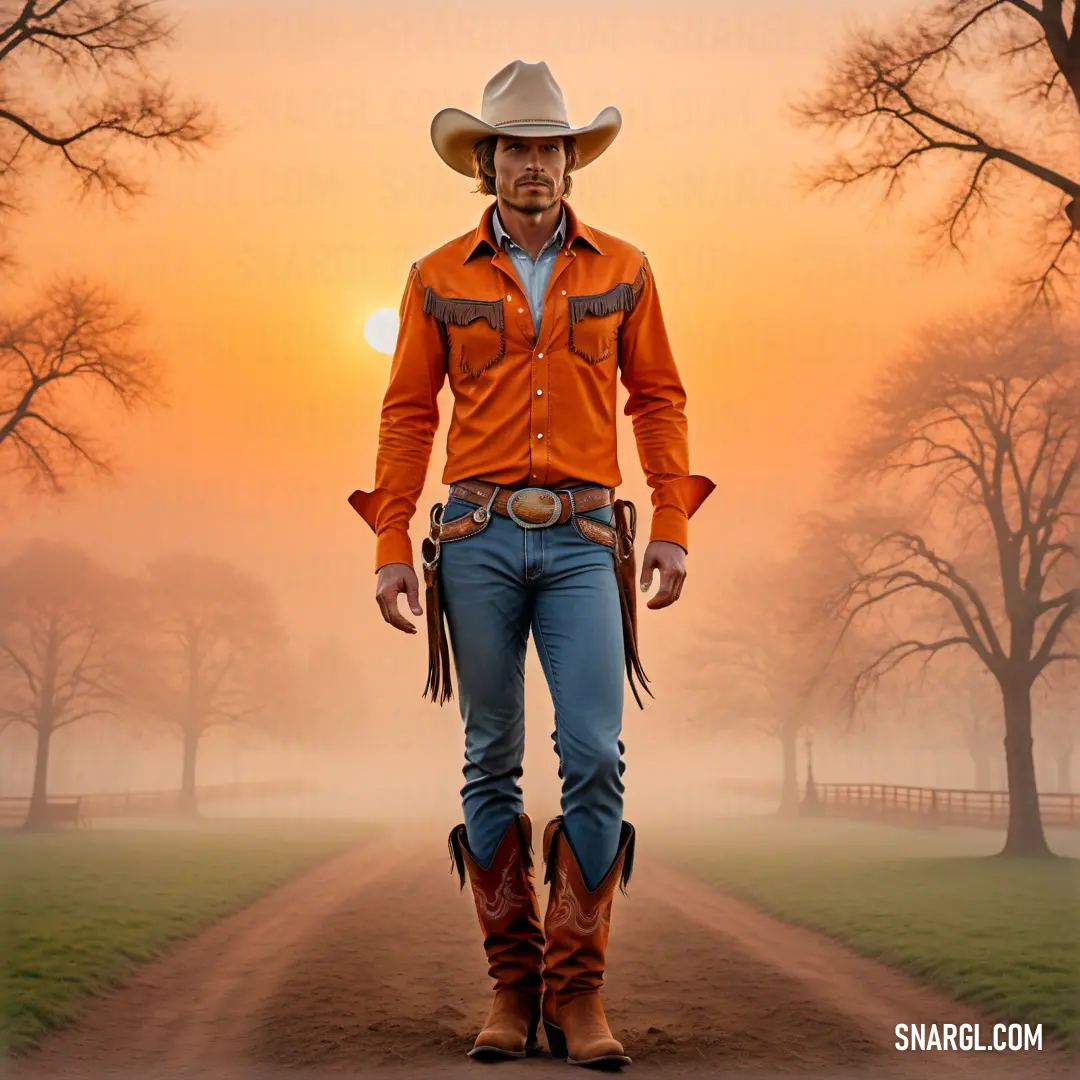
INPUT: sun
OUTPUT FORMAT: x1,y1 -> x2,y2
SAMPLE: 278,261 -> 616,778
364,308 -> 399,355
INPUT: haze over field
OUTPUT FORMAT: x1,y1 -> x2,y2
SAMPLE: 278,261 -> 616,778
1,0 -> 1076,823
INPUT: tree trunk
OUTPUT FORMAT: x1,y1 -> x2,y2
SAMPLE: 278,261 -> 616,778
999,677 -> 1052,857
1057,748 -> 1073,793
778,725 -> 800,817
179,727 -> 200,816
23,724 -> 53,830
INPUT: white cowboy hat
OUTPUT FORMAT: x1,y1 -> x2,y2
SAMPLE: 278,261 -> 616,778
430,60 -> 622,178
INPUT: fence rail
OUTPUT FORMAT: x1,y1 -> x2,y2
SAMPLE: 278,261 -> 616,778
804,782 -> 1080,828
0,779 -> 313,829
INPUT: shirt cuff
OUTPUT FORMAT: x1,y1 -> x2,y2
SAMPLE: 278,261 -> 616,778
375,529 -> 414,573
658,474 -> 716,519
648,474 -> 716,553
348,487 -> 415,572
649,505 -> 689,552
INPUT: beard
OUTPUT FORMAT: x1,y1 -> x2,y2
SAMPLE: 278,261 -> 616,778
504,179 -> 557,211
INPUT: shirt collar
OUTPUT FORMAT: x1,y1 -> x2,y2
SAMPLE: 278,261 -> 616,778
492,203 -> 566,254
465,198 -> 604,262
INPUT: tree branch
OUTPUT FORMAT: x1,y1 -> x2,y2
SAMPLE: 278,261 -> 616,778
794,2 -> 1080,304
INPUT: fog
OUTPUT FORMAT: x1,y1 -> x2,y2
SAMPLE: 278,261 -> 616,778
0,622 -> 1063,824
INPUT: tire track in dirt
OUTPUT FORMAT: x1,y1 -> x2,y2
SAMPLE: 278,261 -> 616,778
9,823 -> 1075,1079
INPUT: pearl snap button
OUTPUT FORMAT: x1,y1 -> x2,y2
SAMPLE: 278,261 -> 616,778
506,294 -> 511,300
518,307 -> 524,313
537,433 -> 543,439
537,389 -> 543,395
538,352 -> 544,358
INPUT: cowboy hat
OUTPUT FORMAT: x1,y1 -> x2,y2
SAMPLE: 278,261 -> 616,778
431,60 -> 622,178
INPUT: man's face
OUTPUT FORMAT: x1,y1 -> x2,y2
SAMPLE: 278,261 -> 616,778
492,136 -> 567,212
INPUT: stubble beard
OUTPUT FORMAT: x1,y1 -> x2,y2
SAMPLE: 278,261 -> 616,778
500,176 -> 558,217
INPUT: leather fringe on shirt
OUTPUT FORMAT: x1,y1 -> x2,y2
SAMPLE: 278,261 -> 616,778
422,288 -> 504,329
566,260 -> 647,324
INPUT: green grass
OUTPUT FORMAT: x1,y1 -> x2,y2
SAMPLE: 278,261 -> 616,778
0,817 -> 378,1054
655,816 -> 1080,1049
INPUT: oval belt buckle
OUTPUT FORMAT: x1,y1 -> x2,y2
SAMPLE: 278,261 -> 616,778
506,487 -> 562,529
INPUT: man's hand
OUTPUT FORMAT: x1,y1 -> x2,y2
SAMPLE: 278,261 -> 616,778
376,562 -> 423,633
639,540 -> 687,609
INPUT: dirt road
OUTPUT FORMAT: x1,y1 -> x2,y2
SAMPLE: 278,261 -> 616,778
9,824 -> 1073,1079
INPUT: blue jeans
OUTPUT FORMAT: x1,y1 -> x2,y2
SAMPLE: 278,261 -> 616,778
438,489 -> 626,892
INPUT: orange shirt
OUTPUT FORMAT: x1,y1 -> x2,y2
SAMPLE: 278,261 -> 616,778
350,199 -> 714,570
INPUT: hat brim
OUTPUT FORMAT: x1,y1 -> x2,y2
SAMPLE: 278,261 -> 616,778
430,105 -> 622,178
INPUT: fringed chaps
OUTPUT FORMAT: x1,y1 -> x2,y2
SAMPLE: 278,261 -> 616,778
612,499 -> 652,710
420,503 -> 454,705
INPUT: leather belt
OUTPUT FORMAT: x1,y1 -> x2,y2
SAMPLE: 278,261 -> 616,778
448,479 -> 612,531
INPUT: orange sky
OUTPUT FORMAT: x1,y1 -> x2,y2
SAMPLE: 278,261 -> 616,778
6,0 -> 1023,708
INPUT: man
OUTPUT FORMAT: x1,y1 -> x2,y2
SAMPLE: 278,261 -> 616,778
349,60 -> 713,1068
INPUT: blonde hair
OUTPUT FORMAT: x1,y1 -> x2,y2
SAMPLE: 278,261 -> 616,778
471,135 -> 578,197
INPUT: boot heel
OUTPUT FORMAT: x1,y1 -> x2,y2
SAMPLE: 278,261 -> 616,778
544,1019 -> 568,1059
525,1012 -> 541,1056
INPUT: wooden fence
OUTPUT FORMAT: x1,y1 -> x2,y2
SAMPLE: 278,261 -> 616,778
0,779 -> 314,829
0,796 -> 84,828
804,782 -> 1080,828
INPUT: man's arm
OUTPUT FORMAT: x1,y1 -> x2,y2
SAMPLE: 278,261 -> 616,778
618,253 -> 714,555
348,262 -> 447,571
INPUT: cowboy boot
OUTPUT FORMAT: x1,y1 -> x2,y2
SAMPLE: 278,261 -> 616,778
540,815 -> 635,1068
448,813 -> 545,1059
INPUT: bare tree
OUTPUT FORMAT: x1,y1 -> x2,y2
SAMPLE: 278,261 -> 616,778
0,2 -> 217,495
121,552 -> 291,815
0,0 -> 216,267
691,619 -> 818,817
794,1 -> 1080,307
690,529 -> 868,816
0,539 -> 128,827
832,308 -> 1078,855
0,277 -> 164,492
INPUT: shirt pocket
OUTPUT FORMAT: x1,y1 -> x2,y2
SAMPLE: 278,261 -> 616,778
423,288 -> 506,378
566,282 -> 636,365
